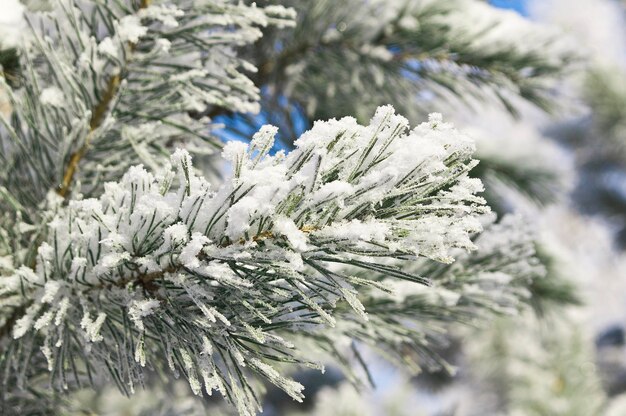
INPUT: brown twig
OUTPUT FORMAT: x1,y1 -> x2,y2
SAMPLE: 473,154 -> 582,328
56,0 -> 151,198
57,74 -> 121,198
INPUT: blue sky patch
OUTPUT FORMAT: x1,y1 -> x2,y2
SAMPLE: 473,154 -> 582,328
490,0 -> 528,16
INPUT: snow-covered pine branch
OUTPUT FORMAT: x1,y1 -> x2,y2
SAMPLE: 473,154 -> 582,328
244,0 -> 573,124
218,0 -> 575,212
44,215 -> 548,415
0,0 -> 294,204
303,214 -> 546,382
1,106 -> 487,415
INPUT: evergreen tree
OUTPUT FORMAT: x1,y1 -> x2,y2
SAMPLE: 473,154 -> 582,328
0,1 -> 586,415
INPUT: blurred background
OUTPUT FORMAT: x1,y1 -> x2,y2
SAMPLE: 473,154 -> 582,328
3,0 -> 626,414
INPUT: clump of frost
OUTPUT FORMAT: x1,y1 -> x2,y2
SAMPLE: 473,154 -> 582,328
97,37 -> 118,57
128,299 -> 161,331
117,15 -> 147,43
80,312 -> 107,342
40,87 -> 65,108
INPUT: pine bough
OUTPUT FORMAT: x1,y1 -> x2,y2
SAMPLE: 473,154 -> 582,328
1,106 -> 489,415
245,0 -> 573,123
0,0 -> 295,204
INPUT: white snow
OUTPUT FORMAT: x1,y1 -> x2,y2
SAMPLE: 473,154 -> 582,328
274,217 -> 309,251
40,87 -> 65,108
41,280 -> 61,304
0,0 -> 25,48
80,311 -> 107,342
180,233 -> 211,268
97,37 -> 118,57
128,298 -> 160,331
138,4 -> 184,28
316,219 -> 390,242
117,15 -> 148,43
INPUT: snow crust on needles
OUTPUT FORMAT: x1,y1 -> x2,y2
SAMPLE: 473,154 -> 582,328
3,106 -> 487,402
9,103 -> 485,322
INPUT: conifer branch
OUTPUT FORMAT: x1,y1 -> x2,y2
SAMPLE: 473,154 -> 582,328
57,74 -> 121,197
57,1 -> 154,198
3,0 -> 296,205
244,0 -> 574,123
1,106 -> 489,415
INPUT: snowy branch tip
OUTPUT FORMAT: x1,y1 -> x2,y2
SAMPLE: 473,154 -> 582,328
2,105 -> 488,415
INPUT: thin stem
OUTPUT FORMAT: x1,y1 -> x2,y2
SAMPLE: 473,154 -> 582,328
57,74 -> 121,197
56,1 -> 151,198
